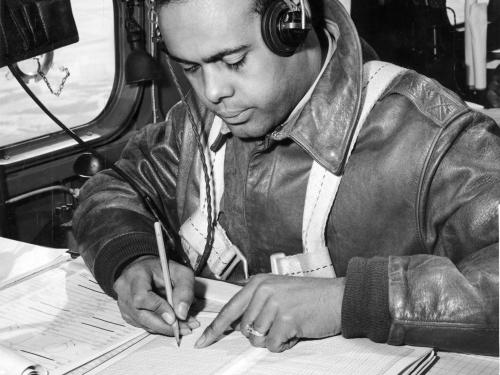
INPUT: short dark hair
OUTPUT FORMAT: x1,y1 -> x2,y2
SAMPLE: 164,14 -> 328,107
253,0 -> 273,14
158,0 -> 324,28
158,0 -> 267,13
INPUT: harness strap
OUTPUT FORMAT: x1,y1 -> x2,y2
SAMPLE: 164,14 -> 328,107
179,116 -> 248,279
272,61 -> 406,278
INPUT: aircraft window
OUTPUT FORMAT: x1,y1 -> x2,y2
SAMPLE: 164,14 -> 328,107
0,1 -> 115,148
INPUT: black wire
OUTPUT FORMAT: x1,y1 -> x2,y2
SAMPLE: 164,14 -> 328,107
8,64 -> 191,268
163,55 -> 216,275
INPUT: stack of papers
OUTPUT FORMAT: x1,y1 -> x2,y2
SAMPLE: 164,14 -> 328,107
0,237 -> 497,375
89,313 -> 436,375
0,236 -> 70,289
0,259 -> 144,375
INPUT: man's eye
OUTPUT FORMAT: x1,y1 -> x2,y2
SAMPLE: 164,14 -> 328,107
183,65 -> 199,73
226,56 -> 246,71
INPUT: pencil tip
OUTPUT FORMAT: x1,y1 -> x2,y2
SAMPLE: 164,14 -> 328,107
174,326 -> 181,347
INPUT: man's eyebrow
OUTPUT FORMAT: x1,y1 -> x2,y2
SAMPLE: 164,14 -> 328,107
168,45 -> 250,65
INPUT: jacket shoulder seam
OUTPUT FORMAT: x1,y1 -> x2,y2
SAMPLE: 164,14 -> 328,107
382,71 -> 468,128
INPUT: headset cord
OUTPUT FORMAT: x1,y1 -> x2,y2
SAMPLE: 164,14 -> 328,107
163,55 -> 216,276
8,64 -> 192,268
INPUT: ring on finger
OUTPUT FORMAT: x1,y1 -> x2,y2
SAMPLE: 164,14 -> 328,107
245,323 -> 265,337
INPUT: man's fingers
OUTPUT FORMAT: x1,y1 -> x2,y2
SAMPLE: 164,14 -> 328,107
267,336 -> 299,353
130,263 -> 178,324
194,278 -> 262,348
129,295 -> 198,336
136,308 -> 173,335
132,289 -> 174,317
113,257 -> 199,337
240,286 -> 271,339
169,261 -> 195,320
246,299 -> 278,348
143,318 -> 195,336
129,290 -> 175,333
265,319 -> 299,353
117,301 -> 140,328
186,316 -> 201,329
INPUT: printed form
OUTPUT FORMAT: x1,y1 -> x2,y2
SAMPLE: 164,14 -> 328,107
0,236 -> 70,289
1,246 -> 496,375
89,313 -> 434,375
0,259 -> 143,375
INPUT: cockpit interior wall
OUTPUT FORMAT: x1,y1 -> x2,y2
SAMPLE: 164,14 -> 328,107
0,0 -> 186,246
0,0 -> 78,243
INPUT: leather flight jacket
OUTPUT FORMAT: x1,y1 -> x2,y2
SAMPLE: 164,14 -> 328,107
73,0 -> 499,355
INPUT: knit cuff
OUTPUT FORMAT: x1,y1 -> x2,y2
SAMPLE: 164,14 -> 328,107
342,256 -> 391,342
93,232 -> 159,298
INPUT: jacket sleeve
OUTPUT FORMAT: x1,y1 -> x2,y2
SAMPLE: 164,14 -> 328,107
342,110 -> 500,356
73,102 -> 186,298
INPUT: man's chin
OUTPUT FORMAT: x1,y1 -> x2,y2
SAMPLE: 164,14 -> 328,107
226,124 -> 265,139
225,120 -> 275,139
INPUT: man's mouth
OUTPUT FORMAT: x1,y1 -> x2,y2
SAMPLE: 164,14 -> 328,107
218,109 -> 250,124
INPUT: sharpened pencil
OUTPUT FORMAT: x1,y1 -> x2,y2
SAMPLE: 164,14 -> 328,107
154,221 -> 181,346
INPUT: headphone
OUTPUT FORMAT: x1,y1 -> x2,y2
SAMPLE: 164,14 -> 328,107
261,0 -> 312,57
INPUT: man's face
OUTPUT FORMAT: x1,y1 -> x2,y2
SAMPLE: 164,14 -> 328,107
159,0 -> 308,138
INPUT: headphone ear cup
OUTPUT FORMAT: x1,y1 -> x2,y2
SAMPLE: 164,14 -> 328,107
261,0 -> 308,57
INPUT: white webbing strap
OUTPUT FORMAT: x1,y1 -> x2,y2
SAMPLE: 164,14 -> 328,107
179,116 -> 248,279
271,61 -> 406,278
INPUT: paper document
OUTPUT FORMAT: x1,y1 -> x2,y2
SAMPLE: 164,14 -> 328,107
90,313 -> 434,375
1,239 -> 492,375
0,259 -> 144,375
428,352 -> 498,375
0,344 -> 48,375
0,236 -> 70,289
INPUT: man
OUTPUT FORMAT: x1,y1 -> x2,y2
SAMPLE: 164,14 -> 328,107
73,0 -> 499,355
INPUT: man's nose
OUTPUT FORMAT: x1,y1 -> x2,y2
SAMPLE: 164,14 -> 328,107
203,66 -> 233,104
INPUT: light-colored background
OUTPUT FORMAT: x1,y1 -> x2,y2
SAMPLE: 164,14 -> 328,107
0,0 -> 115,147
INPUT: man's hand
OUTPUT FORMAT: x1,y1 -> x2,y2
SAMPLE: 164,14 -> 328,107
113,255 -> 200,336
195,274 -> 345,352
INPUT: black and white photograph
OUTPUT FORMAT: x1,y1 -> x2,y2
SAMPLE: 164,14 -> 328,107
0,0 -> 498,374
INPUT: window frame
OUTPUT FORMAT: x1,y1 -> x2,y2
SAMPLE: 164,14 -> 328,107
0,0 -> 143,169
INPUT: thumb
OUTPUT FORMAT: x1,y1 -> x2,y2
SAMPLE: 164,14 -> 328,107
169,261 -> 195,320
145,290 -> 177,326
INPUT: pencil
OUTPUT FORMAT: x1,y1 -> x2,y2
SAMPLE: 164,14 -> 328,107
154,221 -> 181,347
